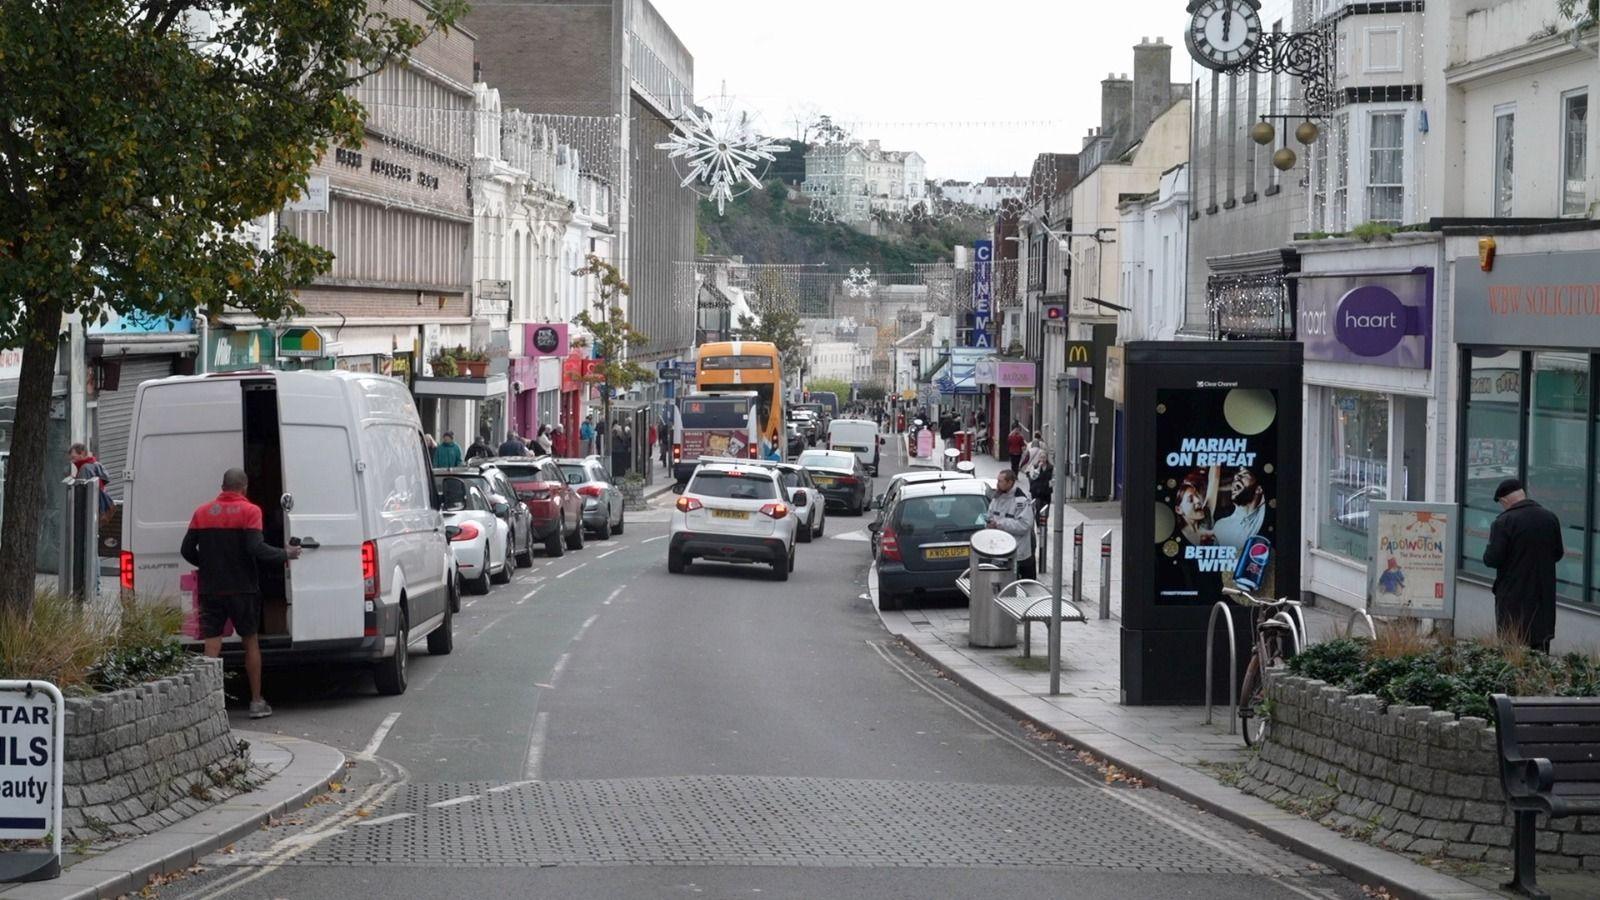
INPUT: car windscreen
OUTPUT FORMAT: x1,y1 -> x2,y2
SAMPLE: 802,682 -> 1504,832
493,462 -> 543,481
777,470 -> 803,488
559,463 -> 588,484
799,451 -> 854,469
435,476 -> 491,511
681,399 -> 752,429
897,494 -> 989,536
690,472 -> 779,501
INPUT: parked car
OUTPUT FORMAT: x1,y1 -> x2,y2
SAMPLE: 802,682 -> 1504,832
668,462 -> 798,579
797,448 -> 871,515
785,422 -> 808,457
868,469 -> 974,555
870,479 -> 991,610
121,369 -> 452,696
434,474 -> 510,595
826,418 -> 883,476
436,465 -> 532,569
485,456 -> 585,556
558,457 -> 625,539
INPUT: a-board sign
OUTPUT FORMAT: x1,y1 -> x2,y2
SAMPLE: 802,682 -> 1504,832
0,680 -> 63,882
1367,501 -> 1458,620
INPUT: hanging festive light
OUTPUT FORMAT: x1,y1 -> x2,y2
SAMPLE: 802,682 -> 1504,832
656,92 -> 787,215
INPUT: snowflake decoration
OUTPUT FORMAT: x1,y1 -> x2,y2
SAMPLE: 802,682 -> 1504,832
657,94 -> 786,216
843,267 -> 877,299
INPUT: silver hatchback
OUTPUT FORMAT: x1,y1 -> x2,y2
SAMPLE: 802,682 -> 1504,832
559,457 -> 625,539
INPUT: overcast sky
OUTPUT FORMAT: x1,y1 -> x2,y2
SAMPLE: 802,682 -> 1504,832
648,0 -> 1196,181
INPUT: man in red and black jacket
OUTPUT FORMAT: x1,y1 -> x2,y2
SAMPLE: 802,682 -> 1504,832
181,468 -> 300,719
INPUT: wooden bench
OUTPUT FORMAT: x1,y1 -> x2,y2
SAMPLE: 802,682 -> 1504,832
951,577 -> 1085,656
1491,694 -> 1600,899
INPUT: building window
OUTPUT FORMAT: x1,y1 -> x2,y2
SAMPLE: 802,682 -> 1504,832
1320,389 -> 1389,562
1367,111 -> 1405,225
1563,90 -> 1588,217
1332,113 -> 1349,231
1461,350 -> 1521,582
1364,27 -> 1402,73
1527,351 -> 1589,600
1311,130 -> 1328,230
1494,106 -> 1516,217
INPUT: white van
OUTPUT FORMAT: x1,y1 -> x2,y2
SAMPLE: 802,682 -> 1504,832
827,418 -> 883,476
120,370 -> 454,695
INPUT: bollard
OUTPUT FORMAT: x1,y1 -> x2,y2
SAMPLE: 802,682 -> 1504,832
1070,522 -> 1084,612
1098,530 -> 1112,620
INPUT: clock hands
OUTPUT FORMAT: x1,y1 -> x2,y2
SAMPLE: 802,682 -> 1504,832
1222,6 -> 1233,43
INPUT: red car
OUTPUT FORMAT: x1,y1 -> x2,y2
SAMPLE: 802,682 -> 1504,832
484,456 -> 585,556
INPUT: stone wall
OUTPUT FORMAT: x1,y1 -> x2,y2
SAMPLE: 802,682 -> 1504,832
62,657 -> 244,843
1236,673 -> 1600,872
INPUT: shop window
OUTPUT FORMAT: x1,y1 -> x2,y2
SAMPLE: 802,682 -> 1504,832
1331,113 -> 1349,231
1460,350 -> 1523,581
1367,112 -> 1405,226
1527,352 -> 1589,601
1562,90 -> 1588,217
1494,106 -> 1516,217
1319,389 -> 1389,561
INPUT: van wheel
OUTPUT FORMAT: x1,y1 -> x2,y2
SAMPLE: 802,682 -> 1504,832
491,540 -> 513,584
546,529 -> 565,557
427,604 -> 454,656
374,606 -> 409,696
613,508 -> 625,535
566,520 -> 585,551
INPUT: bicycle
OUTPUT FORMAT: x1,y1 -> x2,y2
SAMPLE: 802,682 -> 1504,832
1222,586 -> 1305,747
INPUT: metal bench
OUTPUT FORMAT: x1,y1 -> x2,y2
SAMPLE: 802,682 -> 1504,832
1491,693 -> 1600,899
956,578 -> 1085,657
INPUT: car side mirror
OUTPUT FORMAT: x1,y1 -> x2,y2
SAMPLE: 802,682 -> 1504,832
792,489 -> 808,504
493,501 -> 511,516
871,494 -> 883,509
444,525 -> 462,540
867,521 -> 881,532
672,481 -> 687,495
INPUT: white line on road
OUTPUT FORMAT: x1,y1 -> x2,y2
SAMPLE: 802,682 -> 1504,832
556,562 -> 586,579
595,547 -> 621,559
550,652 -> 570,683
355,813 -> 413,827
428,794 -> 481,809
356,712 -> 401,761
641,535 -> 666,544
520,585 -> 542,602
524,711 -> 550,781
487,781 -> 536,794
463,599 -> 477,609
575,613 -> 598,640
604,585 -> 626,606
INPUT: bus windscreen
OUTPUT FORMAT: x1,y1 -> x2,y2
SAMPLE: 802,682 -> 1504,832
681,399 -> 752,429
700,356 -> 774,370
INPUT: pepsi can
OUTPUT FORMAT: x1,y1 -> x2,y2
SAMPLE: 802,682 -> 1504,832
1233,536 -> 1273,592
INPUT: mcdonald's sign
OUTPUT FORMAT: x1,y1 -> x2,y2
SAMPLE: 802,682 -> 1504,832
1065,340 -> 1095,366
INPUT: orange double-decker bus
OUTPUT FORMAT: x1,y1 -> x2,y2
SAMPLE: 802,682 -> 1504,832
694,341 -> 784,459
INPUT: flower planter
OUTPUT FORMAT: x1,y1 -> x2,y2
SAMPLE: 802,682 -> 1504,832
455,360 -> 488,378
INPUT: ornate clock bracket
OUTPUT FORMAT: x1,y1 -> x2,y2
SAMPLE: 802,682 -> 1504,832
1225,25 -> 1336,120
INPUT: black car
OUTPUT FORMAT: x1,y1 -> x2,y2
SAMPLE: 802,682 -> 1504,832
870,480 -> 992,610
796,448 -> 871,515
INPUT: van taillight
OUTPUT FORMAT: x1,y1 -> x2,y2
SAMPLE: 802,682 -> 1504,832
361,540 -> 378,601
119,551 -> 134,590
748,442 -> 759,458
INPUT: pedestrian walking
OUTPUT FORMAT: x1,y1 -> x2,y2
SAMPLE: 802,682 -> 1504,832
1007,422 -> 1027,472
432,431 -> 463,468
986,469 -> 1037,581
465,433 -> 494,461
551,425 -> 568,458
68,442 -> 117,524
1484,478 -> 1566,652
180,468 -> 299,719
611,423 -> 631,476
580,415 -> 596,456
498,430 -> 528,457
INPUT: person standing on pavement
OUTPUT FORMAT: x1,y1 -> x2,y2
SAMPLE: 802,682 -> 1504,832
1484,478 -> 1566,652
1007,422 -> 1027,472
986,469 -> 1037,580
68,442 -> 116,524
181,468 -> 299,719
465,433 -> 494,461
580,415 -> 596,456
498,430 -> 528,457
550,425 -> 568,458
432,431 -> 463,468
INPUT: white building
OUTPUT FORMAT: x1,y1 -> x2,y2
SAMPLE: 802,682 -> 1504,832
937,176 -> 1028,210
808,340 -> 871,385
804,139 -> 928,223
1117,163 -> 1190,342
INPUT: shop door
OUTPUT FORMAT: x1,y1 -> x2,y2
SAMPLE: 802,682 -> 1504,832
95,356 -> 176,499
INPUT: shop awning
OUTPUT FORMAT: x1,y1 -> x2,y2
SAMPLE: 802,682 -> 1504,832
412,374 -> 507,400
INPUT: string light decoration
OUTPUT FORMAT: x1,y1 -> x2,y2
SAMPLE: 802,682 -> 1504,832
843,267 -> 878,298
657,91 -> 787,215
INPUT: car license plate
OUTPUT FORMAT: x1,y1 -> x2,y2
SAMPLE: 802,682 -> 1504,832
712,509 -> 749,520
923,546 -> 968,560
813,477 -> 835,486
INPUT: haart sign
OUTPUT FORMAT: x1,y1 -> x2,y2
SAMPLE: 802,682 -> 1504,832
1297,269 -> 1432,368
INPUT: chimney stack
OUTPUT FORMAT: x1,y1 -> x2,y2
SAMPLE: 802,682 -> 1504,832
1132,36 -> 1174,137
1101,72 -> 1133,140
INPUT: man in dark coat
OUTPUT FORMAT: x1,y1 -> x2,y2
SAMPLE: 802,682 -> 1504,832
1483,478 -> 1565,652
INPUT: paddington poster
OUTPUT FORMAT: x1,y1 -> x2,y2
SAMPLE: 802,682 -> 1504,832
1152,387 -> 1281,605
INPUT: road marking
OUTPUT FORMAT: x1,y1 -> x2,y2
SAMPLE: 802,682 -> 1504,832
641,534 -> 666,543
487,781 -> 536,794
356,813 -> 413,827
523,711 -> 550,781
575,613 -> 599,640
556,562 -> 586,579
519,585 -> 542,604
550,652 -> 570,683
603,585 -> 626,606
596,548 -> 621,559
428,794 -> 481,809
355,712 -> 401,761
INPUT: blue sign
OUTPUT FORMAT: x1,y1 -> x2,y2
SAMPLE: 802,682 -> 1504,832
971,240 -> 993,349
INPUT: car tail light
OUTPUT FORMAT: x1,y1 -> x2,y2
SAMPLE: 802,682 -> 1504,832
838,476 -> 859,486
576,485 -> 603,498
759,502 -> 789,519
362,540 -> 378,601
525,487 -> 553,500
449,522 -> 481,542
119,551 -> 134,590
673,444 -> 682,461
676,496 -> 703,513
880,525 -> 902,562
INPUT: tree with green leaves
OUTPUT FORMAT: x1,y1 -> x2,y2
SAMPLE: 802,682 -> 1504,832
571,254 -> 653,453
805,378 -> 852,403
0,0 -> 466,613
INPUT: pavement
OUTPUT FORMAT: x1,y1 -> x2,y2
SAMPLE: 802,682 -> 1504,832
0,731 -> 344,900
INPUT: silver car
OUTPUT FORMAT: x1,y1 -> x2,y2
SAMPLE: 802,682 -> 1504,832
559,457 -> 625,539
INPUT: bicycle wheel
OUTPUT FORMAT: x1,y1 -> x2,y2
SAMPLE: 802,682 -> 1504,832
1238,656 -> 1268,747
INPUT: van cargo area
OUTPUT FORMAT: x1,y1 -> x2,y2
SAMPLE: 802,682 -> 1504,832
242,381 -> 290,643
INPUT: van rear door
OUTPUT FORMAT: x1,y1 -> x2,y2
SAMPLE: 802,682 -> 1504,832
126,378 -> 244,608
277,381 -> 364,644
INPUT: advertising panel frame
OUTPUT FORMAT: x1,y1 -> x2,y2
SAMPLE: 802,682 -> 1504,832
1366,501 -> 1458,621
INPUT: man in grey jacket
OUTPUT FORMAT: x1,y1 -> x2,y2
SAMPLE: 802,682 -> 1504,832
986,469 -> 1036,580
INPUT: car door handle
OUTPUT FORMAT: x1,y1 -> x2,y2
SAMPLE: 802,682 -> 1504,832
292,537 -> 320,549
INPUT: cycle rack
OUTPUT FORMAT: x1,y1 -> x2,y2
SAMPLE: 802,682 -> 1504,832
1268,609 -> 1303,656
1346,608 -> 1378,640
1204,601 -> 1239,735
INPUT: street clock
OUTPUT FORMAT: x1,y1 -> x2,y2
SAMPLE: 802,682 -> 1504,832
1185,0 -> 1263,71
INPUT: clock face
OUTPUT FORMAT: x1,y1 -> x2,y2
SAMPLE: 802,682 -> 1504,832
1187,0 -> 1263,71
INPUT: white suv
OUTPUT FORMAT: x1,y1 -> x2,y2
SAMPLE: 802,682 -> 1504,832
669,462 -> 799,580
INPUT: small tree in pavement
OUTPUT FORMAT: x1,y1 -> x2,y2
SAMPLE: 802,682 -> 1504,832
0,0 -> 465,615
571,255 -> 652,459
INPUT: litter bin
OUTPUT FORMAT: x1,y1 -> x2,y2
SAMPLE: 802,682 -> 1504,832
967,528 -> 1019,648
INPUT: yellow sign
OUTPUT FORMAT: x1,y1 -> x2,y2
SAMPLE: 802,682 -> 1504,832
1065,341 -> 1095,366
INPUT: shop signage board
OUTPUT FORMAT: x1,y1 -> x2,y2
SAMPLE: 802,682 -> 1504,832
0,680 -> 64,883
1366,501 -> 1457,621
971,240 -> 993,349
1104,346 -> 1124,403
1120,341 -> 1303,705
524,323 -> 568,357
1454,250 -> 1600,346
277,327 -> 330,359
283,175 -> 329,213
1297,270 -> 1432,368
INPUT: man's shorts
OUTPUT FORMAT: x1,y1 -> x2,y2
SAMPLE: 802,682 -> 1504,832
198,592 -> 260,639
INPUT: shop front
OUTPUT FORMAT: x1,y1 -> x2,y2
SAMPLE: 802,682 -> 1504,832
1293,235 -> 1443,612
1450,232 -> 1600,649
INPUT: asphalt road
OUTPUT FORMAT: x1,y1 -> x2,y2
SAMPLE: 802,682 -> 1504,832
154,444 -> 1365,900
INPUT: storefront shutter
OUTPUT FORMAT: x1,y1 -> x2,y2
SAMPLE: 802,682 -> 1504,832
94,356 -> 176,499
